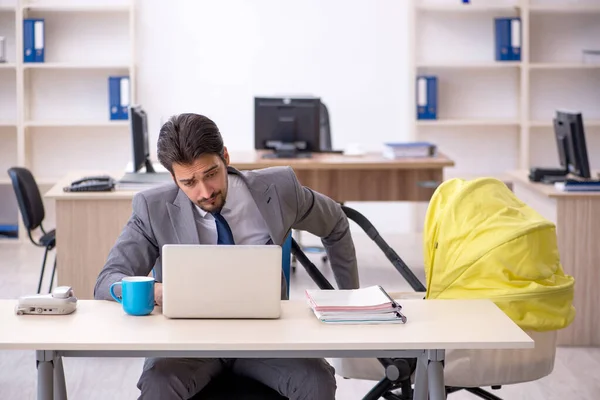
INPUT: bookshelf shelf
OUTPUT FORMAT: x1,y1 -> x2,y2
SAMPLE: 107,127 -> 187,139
21,5 -> 129,13
417,5 -> 521,13
0,0 -> 136,240
23,63 -> 130,70
530,63 -> 600,70
411,0 -> 600,183
417,62 -> 521,69
529,5 -> 600,14
24,120 -> 129,128
417,119 -> 520,127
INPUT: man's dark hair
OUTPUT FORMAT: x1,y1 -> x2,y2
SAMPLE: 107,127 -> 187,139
157,113 -> 225,174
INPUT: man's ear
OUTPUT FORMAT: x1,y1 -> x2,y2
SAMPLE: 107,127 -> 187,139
223,147 -> 230,166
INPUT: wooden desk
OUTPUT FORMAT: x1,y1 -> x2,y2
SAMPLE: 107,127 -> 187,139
230,151 -> 454,202
45,151 -> 454,300
508,170 -> 600,347
0,299 -> 533,400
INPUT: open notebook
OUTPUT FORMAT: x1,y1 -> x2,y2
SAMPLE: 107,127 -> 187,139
305,285 -> 407,324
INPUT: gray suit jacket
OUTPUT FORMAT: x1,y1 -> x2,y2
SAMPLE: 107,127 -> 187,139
94,166 -> 359,301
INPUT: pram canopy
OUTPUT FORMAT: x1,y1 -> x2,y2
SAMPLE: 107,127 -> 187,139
423,177 -> 575,332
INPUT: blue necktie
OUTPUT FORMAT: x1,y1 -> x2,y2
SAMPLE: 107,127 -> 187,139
213,213 -> 235,245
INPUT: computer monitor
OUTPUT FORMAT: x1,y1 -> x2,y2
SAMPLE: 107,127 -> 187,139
553,110 -> 591,179
130,105 -> 155,173
254,97 -> 322,159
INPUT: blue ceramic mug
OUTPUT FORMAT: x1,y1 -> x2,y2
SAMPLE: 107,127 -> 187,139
110,276 -> 155,316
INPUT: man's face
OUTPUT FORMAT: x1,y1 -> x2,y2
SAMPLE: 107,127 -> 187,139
172,148 -> 230,214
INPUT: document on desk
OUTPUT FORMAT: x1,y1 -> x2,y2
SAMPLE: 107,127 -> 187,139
305,285 -> 407,324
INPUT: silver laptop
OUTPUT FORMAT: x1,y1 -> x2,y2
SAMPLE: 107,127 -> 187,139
161,244 -> 282,319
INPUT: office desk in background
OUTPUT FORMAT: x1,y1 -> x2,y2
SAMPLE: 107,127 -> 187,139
508,170 -> 600,347
0,299 -> 533,400
44,151 -> 454,300
228,151 -> 454,201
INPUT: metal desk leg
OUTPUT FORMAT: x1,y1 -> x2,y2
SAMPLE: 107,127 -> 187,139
54,354 -> 68,400
427,349 -> 446,400
36,350 -> 55,400
412,352 -> 428,400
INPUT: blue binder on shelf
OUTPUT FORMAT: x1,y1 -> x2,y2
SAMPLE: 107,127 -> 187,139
416,75 -> 437,120
495,17 -> 521,61
23,18 -> 45,63
109,76 -> 130,120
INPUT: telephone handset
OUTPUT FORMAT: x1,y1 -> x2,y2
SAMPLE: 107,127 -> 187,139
63,175 -> 116,192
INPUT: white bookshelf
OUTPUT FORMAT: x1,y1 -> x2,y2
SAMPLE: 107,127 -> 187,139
0,0 -> 136,241
410,0 -> 600,181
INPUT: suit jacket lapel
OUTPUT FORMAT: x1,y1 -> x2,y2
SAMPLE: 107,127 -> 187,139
228,167 -> 287,245
166,189 -> 200,244
250,183 -> 286,245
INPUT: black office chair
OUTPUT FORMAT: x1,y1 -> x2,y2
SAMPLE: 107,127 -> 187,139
292,101 -> 332,271
191,370 -> 287,400
7,167 -> 57,294
320,101 -> 332,152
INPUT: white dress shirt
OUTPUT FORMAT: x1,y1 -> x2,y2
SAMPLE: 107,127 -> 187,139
193,173 -> 272,245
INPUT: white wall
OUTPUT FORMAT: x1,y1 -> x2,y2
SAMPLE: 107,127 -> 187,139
136,0 -> 414,233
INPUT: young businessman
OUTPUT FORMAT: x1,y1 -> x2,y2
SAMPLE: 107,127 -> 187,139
94,113 -> 360,400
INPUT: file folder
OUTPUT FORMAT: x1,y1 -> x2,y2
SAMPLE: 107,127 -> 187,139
0,36 -> 6,63
23,18 -> 44,63
495,17 -> 521,61
416,75 -> 437,120
34,19 -> 45,62
109,76 -> 130,120
510,18 -> 521,61
23,19 -> 35,63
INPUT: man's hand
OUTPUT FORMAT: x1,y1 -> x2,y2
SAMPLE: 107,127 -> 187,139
154,282 -> 163,306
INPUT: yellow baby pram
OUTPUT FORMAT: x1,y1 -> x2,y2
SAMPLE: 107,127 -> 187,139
332,177 -> 576,399
424,176 -> 575,332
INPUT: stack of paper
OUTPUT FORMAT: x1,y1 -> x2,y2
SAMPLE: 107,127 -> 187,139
382,142 -> 437,159
305,285 -> 407,324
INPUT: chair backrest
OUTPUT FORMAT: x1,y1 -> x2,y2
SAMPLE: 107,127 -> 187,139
7,167 -> 45,231
319,102 -> 332,151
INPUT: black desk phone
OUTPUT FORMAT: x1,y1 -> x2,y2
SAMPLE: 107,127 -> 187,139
63,175 -> 116,192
